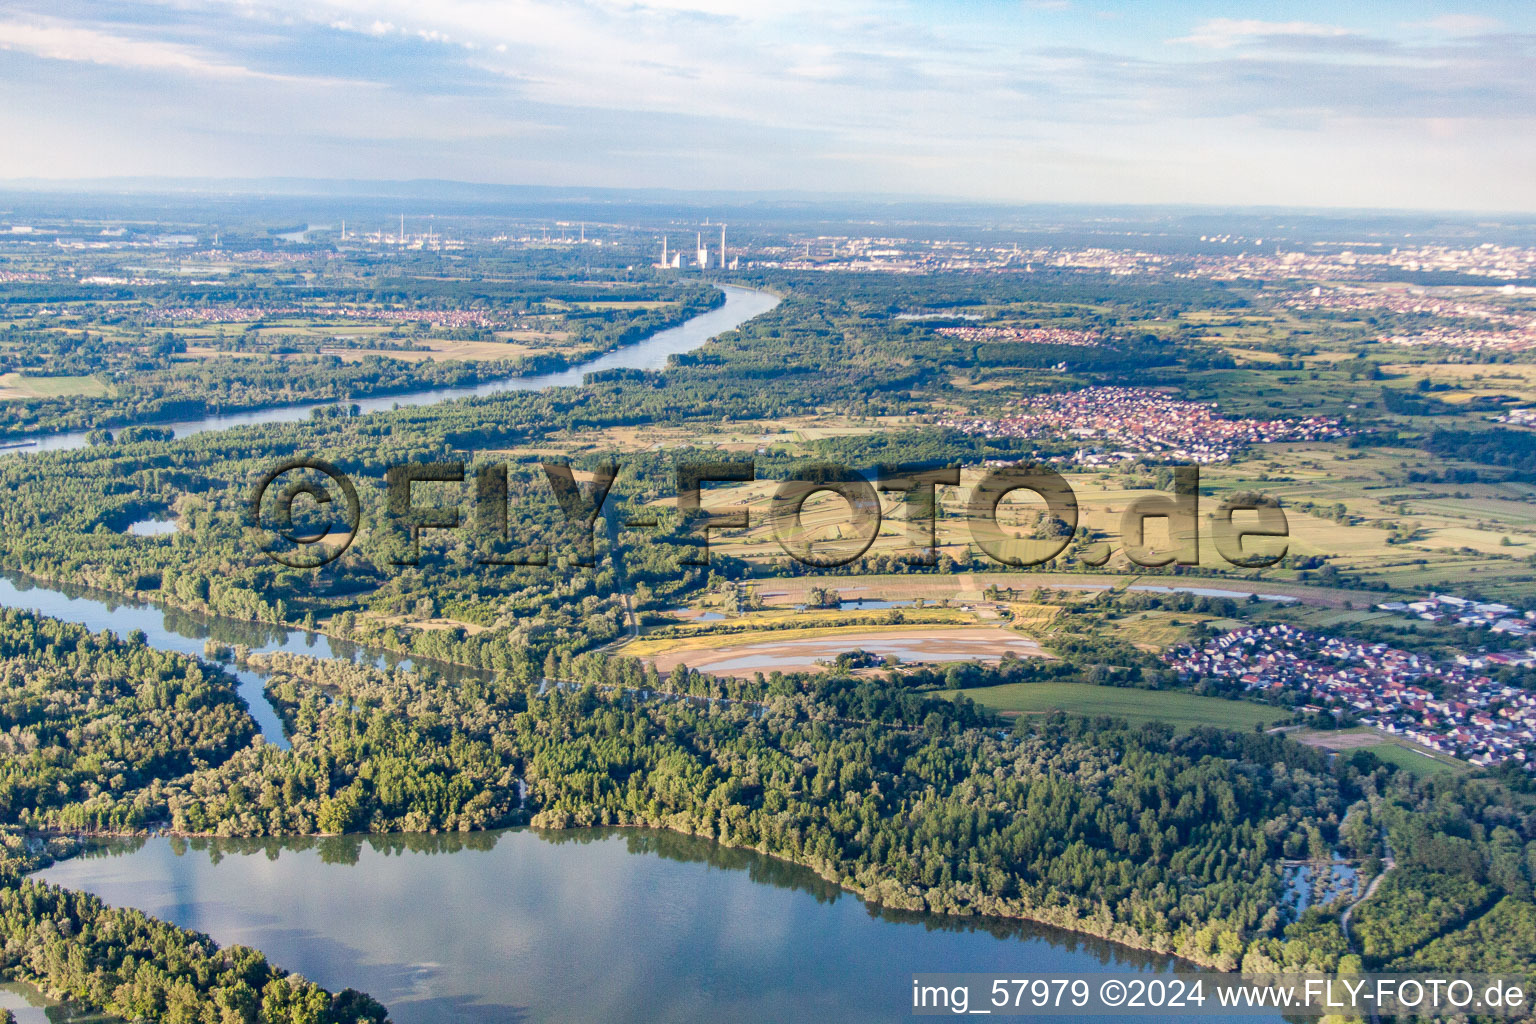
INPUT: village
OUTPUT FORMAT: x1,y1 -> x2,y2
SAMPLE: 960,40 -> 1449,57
1496,407 -> 1536,427
755,236 -> 1536,282
155,304 -> 518,329
933,324 -> 1103,347
1379,325 -> 1536,353
1284,286 -> 1535,326
938,385 -> 1346,464
1376,593 -> 1536,642
1168,623 -> 1536,767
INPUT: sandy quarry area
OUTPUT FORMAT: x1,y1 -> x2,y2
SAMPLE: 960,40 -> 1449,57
637,626 -> 1045,678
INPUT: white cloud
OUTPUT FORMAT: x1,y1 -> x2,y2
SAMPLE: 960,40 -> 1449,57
0,17 -> 326,82
0,2 -> 1532,210
1170,18 -> 1354,50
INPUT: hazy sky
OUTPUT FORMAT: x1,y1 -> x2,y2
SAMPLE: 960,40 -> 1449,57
1,1 -> 1533,210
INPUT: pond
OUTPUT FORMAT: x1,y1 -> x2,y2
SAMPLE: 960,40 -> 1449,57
123,517 -> 177,537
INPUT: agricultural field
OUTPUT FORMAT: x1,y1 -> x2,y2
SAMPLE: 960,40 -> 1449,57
945,681 -> 1293,732
487,394 -> 1533,602
315,337 -> 561,363
1291,727 -> 1470,777
0,372 -> 110,400
746,572 -> 1381,609
641,440 -> 1536,602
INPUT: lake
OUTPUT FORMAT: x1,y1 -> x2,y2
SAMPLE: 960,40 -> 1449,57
124,516 -> 178,537
36,828 -> 1275,1024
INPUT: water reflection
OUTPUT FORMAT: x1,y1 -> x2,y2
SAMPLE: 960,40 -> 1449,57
0,572 -> 449,750
123,517 -> 177,537
0,982 -> 122,1024
38,827 -> 1275,1024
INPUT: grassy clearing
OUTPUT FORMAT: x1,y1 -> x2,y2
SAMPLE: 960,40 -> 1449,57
947,682 -> 1291,732
1095,610 -> 1204,650
1357,742 -> 1464,777
0,373 -> 110,400
1291,727 -> 1469,777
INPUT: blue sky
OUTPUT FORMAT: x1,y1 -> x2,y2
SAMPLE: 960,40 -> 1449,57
0,1 -> 1532,210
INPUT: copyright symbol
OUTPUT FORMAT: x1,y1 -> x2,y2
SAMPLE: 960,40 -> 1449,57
248,458 -> 360,568
1099,980 -> 1126,1007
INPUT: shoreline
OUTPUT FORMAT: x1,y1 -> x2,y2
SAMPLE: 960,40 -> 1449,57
30,818 -> 1233,972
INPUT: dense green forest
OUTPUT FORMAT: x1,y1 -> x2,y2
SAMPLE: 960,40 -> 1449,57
0,609 -> 255,831
0,611 -> 389,1021
0,879 -> 389,1024
6,620 -> 1535,982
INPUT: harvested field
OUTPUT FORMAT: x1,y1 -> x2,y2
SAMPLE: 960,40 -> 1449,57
318,338 -> 553,362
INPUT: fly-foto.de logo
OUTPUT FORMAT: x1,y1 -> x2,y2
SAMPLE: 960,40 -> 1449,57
247,458 -> 1289,571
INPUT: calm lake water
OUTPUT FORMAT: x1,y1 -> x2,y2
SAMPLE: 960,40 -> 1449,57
16,284 -> 778,453
124,516 -> 178,537
36,829 -> 1277,1024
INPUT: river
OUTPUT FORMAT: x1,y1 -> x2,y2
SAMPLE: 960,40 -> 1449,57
16,284 -> 779,453
0,572 -> 448,749
1,286 -> 780,732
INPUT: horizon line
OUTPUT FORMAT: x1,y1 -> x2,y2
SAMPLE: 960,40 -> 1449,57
1,176 -> 1534,220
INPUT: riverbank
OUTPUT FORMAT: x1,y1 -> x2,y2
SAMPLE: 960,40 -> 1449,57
5,283 -> 777,454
